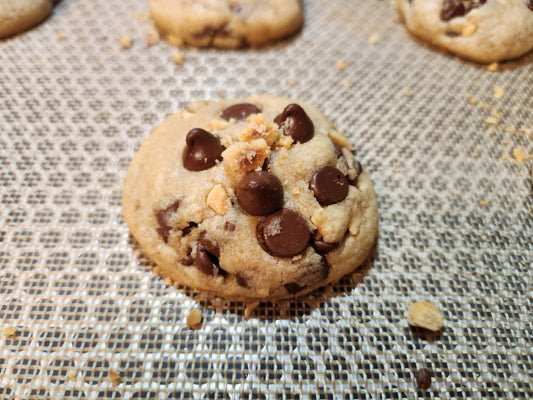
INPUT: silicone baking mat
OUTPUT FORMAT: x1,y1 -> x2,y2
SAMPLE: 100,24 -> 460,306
1,0 -> 532,398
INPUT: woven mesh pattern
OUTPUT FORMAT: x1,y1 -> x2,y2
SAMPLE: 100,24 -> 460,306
1,0 -> 532,398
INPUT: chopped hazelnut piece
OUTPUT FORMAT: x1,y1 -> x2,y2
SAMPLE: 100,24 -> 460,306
3,326 -> 17,337
336,60 -> 347,70
238,114 -> 280,146
186,308 -> 203,329
461,23 -> 476,37
173,52 -> 185,65
207,184 -> 232,215
222,139 -> 270,173
109,370 -> 122,386
407,301 -> 444,332
487,62 -> 499,72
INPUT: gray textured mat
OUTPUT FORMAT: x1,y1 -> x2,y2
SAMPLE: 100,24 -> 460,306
0,0 -> 532,398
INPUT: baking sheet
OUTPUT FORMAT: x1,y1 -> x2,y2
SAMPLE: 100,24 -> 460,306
1,0 -> 532,398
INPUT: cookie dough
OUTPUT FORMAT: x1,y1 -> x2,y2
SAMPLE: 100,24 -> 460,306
0,0 -> 56,38
148,0 -> 303,48
122,95 -> 378,301
396,0 -> 533,63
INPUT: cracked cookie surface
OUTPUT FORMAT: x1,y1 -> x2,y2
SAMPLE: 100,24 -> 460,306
0,0 -> 56,38
396,0 -> 533,63
122,94 -> 378,301
148,0 -> 303,48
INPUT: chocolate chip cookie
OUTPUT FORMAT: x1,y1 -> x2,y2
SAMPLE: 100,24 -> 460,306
122,94 -> 378,301
396,0 -> 533,63
0,0 -> 56,38
148,0 -> 303,48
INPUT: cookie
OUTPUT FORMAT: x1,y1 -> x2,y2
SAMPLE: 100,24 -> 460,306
148,0 -> 303,48
396,0 -> 533,63
122,94 -> 378,301
0,0 -> 56,38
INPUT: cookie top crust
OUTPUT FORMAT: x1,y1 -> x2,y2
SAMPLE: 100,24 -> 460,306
396,0 -> 533,63
148,0 -> 303,48
122,94 -> 378,301
0,0 -> 55,38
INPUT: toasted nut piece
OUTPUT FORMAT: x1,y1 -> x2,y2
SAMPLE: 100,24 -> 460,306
186,308 -> 203,329
3,326 -> 17,337
207,184 -> 231,215
238,114 -> 280,146
109,371 -> 122,386
407,301 -> 444,331
222,139 -> 270,173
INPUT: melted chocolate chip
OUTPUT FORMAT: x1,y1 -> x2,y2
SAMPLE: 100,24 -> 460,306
183,128 -> 225,171
310,166 -> 349,206
181,248 -> 194,266
236,273 -> 248,287
182,222 -> 198,236
274,104 -> 314,143
156,200 -> 181,242
194,232 -> 221,275
236,171 -> 284,216
415,368 -> 432,391
260,209 -> 310,258
441,0 -> 465,20
221,103 -> 261,121
311,231 -> 339,253
441,0 -> 487,21
284,282 -> 306,294
224,221 -> 236,232
529,1 -> 533,11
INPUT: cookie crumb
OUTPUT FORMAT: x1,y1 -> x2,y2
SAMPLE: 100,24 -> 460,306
133,11 -> 148,22
505,126 -> 517,134
512,147 -> 527,163
173,52 -> 185,65
3,326 -> 17,337
109,370 -> 122,386
56,32 -> 65,40
336,60 -> 347,71
163,277 -> 173,287
218,90 -> 226,99
407,301 -> 444,332
487,62 -> 499,72
415,368 -> 432,390
494,87 -> 505,100
479,199 -> 489,207
288,78 -> 296,86
244,302 -> 260,319
368,34 -> 379,44
484,117 -> 498,126
343,80 -> 351,88
146,28 -> 160,46
120,36 -> 133,49
186,308 -> 203,329
468,96 -> 478,105
167,35 -> 184,47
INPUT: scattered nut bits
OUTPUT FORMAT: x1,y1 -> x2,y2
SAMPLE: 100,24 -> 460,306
120,36 -> 133,49
336,60 -> 347,70
207,184 -> 232,215
3,326 -> 17,337
173,52 -> 185,65
186,308 -> 203,329
109,370 -> 122,386
407,301 -> 444,332
415,368 -> 432,390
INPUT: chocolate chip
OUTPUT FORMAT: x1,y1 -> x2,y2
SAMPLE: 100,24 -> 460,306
415,368 -> 432,391
181,249 -> 194,266
284,282 -> 306,294
274,104 -> 314,143
441,0 -> 487,21
183,128 -> 225,171
529,1 -> 533,11
310,166 -> 348,206
224,221 -> 236,232
221,103 -> 261,121
194,232 -> 221,275
182,222 -> 198,236
236,273 -> 248,287
236,171 -> 284,216
311,231 -> 339,253
441,0 -> 466,20
260,209 -> 310,258
155,200 -> 181,242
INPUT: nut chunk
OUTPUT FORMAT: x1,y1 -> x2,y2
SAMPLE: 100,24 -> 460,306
222,139 -> 270,174
407,301 -> 444,331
